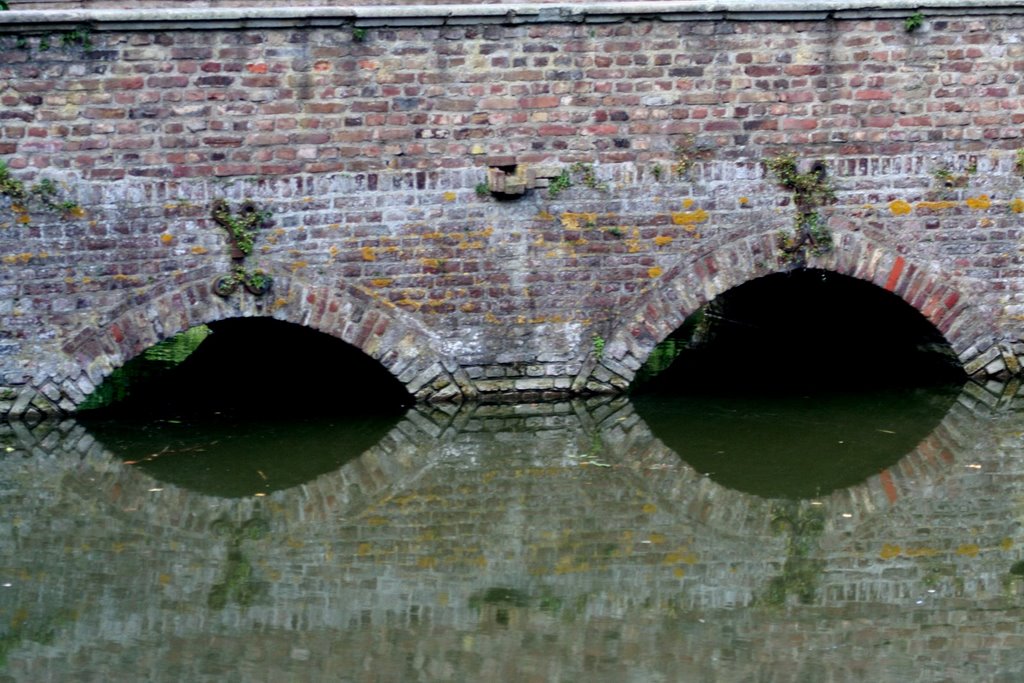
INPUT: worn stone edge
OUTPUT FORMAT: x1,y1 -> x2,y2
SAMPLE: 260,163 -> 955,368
1,0 -> 1023,31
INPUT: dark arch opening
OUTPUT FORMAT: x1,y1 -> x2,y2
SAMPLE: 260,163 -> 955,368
77,317 -> 412,497
634,268 -> 965,395
81,317 -> 412,418
630,268 -> 965,499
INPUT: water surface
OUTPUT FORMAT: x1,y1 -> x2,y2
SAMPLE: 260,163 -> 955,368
2,383 -> 1024,682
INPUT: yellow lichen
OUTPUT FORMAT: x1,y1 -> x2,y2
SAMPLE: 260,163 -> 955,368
361,246 -> 376,261
916,200 -> 959,211
369,278 -> 393,287
888,199 -> 912,215
648,266 -> 663,278
290,261 -> 308,272
560,212 -> 597,231
965,195 -> 991,210
443,191 -> 457,202
1011,198 -> 1024,214
394,298 -> 422,311
190,246 -> 208,255
879,543 -> 901,559
956,543 -> 980,557
682,198 -> 695,209
738,196 -> 749,205
671,208 -> 709,225
160,234 -> 174,245
653,235 -> 674,247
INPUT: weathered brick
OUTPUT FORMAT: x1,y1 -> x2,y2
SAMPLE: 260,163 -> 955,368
1,8 -> 1023,416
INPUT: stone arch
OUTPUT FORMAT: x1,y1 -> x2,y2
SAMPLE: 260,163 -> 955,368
582,230 -> 994,392
38,271 -> 472,416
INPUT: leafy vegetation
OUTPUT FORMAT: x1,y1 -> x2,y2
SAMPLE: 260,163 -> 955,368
932,161 -> 975,189
0,160 -> 85,220
78,326 -> 212,411
904,12 -> 925,33
547,168 -> 573,198
766,153 -> 836,262
547,162 -> 608,198
672,135 -> 714,178
212,198 -> 271,258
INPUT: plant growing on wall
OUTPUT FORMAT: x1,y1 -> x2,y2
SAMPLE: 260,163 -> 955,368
904,12 -> 925,33
931,161 -> 975,190
547,162 -> 608,198
0,160 -> 84,221
212,198 -> 271,258
765,153 -> 836,263
672,135 -> 714,179
211,199 -> 274,298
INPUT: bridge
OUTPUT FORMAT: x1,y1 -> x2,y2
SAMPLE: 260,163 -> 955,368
3,0 -> 1024,417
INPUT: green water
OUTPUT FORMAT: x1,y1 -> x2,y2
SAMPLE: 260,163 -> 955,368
3,385 -> 1024,681
633,386 -> 960,498
81,413 -> 400,498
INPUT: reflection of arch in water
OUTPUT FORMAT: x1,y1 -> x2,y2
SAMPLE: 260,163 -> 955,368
631,387 -> 962,499
3,406 -> 458,539
5,386 -> 988,551
599,386 -> 991,533
1,388 -> 1017,681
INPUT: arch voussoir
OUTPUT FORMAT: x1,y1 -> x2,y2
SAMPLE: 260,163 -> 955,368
12,272 -> 466,418
581,230 -> 997,392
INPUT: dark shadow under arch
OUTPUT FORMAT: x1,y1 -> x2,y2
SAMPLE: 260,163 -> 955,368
589,231 -> 985,392
54,272 -> 468,415
81,317 -> 412,419
634,268 -> 966,395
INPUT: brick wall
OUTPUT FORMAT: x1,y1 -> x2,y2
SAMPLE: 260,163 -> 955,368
2,3 -> 1024,414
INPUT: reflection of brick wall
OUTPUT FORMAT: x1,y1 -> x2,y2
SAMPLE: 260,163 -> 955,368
3,395 -> 1024,678
3,5 -> 1024,416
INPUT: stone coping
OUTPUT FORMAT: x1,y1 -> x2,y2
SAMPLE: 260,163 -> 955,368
1,0 -> 1022,30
